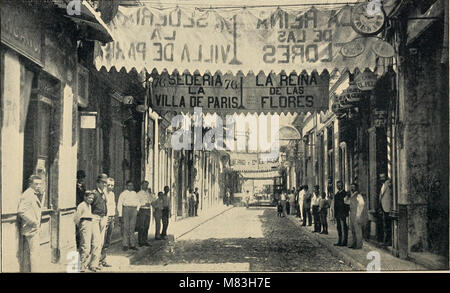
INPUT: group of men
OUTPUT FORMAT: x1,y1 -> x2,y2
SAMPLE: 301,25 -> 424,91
187,187 -> 200,217
278,177 -> 392,250
73,172 -> 172,272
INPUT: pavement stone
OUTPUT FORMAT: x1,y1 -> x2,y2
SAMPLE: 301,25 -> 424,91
285,214 -> 428,271
99,204 -> 235,271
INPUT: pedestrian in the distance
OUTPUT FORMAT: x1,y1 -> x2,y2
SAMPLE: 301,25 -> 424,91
311,185 -> 321,233
194,187 -> 200,216
225,189 -> 231,206
117,181 -> 140,251
188,188 -> 195,217
18,175 -> 44,272
74,191 -> 95,272
348,182 -> 367,249
280,190 -> 287,217
288,189 -> 295,215
319,192 -> 330,234
297,186 -> 304,221
302,185 -> 312,226
334,180 -> 349,246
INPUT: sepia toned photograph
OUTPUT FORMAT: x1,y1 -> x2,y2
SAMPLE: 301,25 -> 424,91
0,0 -> 449,277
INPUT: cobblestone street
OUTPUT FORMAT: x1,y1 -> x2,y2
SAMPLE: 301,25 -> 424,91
127,207 -> 353,272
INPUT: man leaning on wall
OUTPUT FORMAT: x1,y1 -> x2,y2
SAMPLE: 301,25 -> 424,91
18,175 -> 44,272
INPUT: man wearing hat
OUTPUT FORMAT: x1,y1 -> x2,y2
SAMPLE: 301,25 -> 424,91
378,174 -> 392,246
89,173 -> 109,271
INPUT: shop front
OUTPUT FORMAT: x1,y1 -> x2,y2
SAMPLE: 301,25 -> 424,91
1,0 -> 112,272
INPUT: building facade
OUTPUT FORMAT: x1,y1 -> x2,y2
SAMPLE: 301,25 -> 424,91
292,0 -> 449,269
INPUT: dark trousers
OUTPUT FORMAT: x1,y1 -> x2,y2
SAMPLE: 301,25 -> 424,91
296,203 -> 301,217
162,208 -> 170,236
188,201 -> 195,217
382,211 -> 392,245
336,215 -> 348,245
312,205 -> 321,232
320,209 -> 328,232
136,208 -> 151,245
195,202 -> 199,216
302,206 -> 312,225
286,201 -> 290,215
100,216 -> 115,263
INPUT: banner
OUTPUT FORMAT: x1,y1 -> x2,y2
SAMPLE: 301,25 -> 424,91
94,1 -> 396,74
150,71 -> 329,114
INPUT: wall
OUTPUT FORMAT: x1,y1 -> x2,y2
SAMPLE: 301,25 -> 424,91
398,20 -> 449,257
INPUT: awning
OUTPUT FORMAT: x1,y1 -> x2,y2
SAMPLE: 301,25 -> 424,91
94,0 -> 399,74
54,0 -> 113,43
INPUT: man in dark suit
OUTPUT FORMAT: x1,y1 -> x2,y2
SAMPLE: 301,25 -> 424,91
302,185 -> 312,226
333,180 -> 349,246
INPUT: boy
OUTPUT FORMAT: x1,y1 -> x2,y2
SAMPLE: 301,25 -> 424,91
74,191 -> 95,272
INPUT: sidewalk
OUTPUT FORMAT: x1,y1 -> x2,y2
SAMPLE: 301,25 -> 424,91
285,214 -> 428,271
101,204 -> 235,270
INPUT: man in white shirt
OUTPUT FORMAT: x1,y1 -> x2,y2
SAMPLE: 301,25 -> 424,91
311,185 -> 321,233
136,181 -> 155,246
280,190 -> 287,217
298,186 -> 305,220
100,178 -> 116,267
348,182 -> 367,249
117,181 -> 140,251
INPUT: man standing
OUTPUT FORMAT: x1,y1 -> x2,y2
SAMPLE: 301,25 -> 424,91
75,170 -> 86,250
280,190 -> 287,217
136,181 -> 154,246
188,188 -> 195,217
74,191 -> 95,272
18,175 -> 44,272
152,192 -> 164,240
89,173 -> 108,272
100,177 -> 116,268
194,187 -> 200,216
302,185 -> 312,226
161,186 -> 171,240
348,183 -> 367,249
117,181 -> 140,251
297,186 -> 305,221
378,174 -> 392,246
225,189 -> 230,206
327,178 -> 335,223
311,185 -> 321,233
333,180 -> 349,246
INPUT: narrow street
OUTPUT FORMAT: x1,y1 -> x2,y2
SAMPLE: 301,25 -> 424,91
119,207 -> 353,272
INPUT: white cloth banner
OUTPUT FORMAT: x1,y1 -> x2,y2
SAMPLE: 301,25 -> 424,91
94,2 -> 396,74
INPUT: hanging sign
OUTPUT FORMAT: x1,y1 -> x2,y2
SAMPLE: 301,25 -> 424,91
355,70 -> 377,91
94,3 -> 392,74
150,71 -> 329,114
